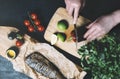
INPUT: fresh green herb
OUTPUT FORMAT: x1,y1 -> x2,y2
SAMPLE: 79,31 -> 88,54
78,33 -> 120,79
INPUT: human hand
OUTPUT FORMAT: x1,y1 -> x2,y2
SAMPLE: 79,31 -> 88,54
64,0 -> 85,24
84,14 -> 117,41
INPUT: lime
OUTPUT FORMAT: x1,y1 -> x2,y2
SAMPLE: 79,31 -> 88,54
57,33 -> 66,42
51,34 -> 58,45
57,20 -> 68,31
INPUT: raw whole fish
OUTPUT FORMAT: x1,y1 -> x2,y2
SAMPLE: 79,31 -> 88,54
25,52 -> 65,79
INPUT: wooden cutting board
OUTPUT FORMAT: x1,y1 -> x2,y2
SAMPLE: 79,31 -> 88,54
44,7 -> 90,58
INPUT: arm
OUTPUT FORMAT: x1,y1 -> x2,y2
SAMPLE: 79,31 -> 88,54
84,10 -> 120,41
64,0 -> 85,24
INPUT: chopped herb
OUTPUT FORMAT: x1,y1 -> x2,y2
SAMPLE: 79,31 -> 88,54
78,33 -> 120,79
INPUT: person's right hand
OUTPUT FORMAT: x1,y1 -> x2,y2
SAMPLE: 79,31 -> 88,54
64,0 -> 85,24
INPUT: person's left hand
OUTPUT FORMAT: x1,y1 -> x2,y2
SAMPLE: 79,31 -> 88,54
64,0 -> 85,24
84,14 -> 117,41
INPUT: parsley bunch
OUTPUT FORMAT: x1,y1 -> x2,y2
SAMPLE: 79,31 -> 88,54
78,33 -> 120,79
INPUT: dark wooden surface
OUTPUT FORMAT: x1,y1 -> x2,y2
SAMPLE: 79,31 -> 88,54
0,0 -> 119,79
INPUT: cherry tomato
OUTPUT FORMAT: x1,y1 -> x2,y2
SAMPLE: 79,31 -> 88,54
24,20 -> 30,26
37,25 -> 44,32
71,30 -> 75,37
34,19 -> 40,26
28,25 -> 34,32
16,40 -> 23,47
72,36 -> 76,42
30,13 -> 37,20
70,30 -> 76,42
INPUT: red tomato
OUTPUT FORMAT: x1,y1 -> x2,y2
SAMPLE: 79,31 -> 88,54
28,25 -> 34,32
72,36 -> 76,42
71,30 -> 75,37
16,40 -> 23,47
70,30 -> 76,42
30,13 -> 37,20
37,25 -> 44,32
24,20 -> 30,26
34,19 -> 40,26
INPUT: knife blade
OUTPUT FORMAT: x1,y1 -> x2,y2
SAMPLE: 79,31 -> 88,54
74,24 -> 78,51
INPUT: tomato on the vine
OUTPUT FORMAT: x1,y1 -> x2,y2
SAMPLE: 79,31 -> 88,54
34,19 -> 40,26
30,13 -> 37,20
28,25 -> 34,32
24,20 -> 30,26
37,25 -> 44,32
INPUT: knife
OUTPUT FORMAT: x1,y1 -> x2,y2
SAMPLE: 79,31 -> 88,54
74,24 -> 78,51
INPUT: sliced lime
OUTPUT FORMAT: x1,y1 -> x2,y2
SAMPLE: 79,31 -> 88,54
51,34 -> 58,45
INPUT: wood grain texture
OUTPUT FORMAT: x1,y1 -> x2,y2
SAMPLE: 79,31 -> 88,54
44,7 -> 90,58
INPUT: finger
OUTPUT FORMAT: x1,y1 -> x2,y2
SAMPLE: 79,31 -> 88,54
64,0 -> 67,4
86,21 -> 97,29
73,7 -> 80,24
86,23 -> 93,29
68,7 -> 74,16
66,6 -> 69,12
87,30 -> 101,41
65,0 -> 70,12
80,0 -> 85,11
84,27 -> 96,38
88,32 -> 104,41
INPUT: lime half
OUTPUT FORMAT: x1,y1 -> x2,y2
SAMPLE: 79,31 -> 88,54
51,34 -> 58,45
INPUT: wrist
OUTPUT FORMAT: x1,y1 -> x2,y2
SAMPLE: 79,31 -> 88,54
111,10 -> 120,24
